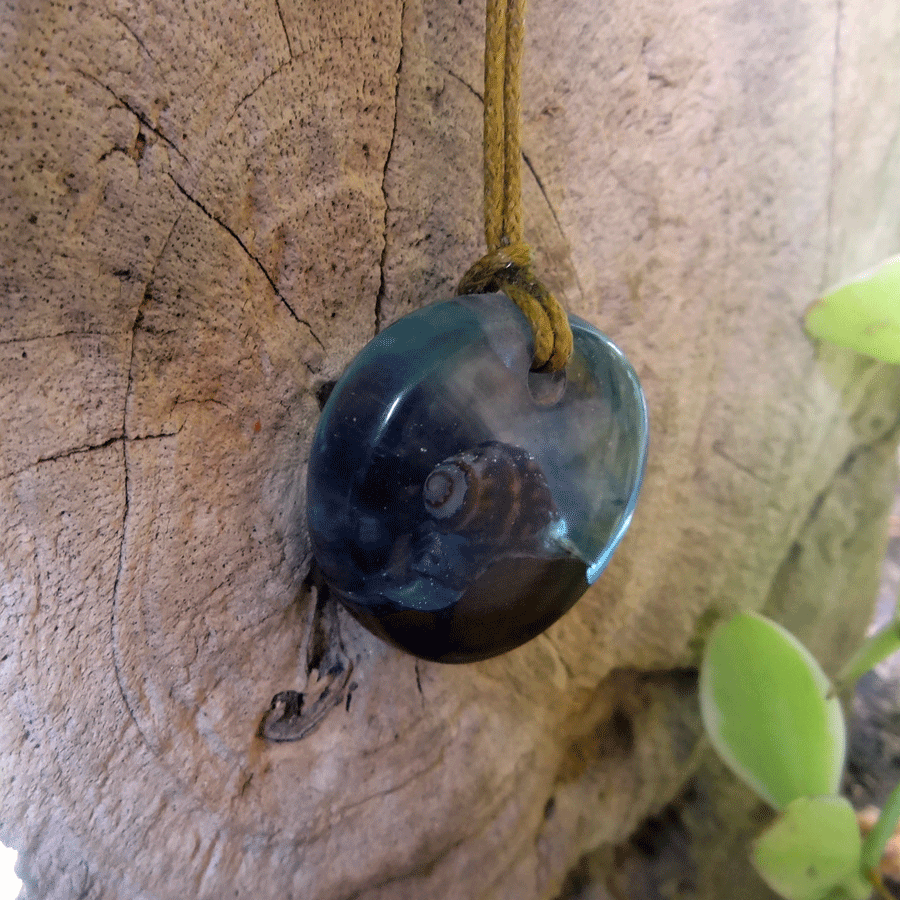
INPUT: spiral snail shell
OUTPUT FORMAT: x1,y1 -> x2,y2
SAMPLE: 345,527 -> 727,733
422,441 -> 558,547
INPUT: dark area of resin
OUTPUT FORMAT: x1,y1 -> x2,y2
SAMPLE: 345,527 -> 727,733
340,555 -> 589,663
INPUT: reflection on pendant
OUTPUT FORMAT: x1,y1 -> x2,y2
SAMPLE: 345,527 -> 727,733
306,293 -> 648,663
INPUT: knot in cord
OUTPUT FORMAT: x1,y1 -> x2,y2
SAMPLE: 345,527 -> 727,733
457,242 -> 573,373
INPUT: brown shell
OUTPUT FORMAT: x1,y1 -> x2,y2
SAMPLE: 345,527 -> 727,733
422,441 -> 558,546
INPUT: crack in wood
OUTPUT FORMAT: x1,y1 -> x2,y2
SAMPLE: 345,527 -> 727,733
170,397 -> 233,416
0,330 -> 118,347
110,321 -> 142,751
710,439 -> 771,484
259,574 -> 353,742
110,13 -> 157,63
373,0 -> 405,336
109,438 -> 160,758
442,66 -> 585,305
521,155 -> 562,248
521,152 -> 586,304
76,69 -> 187,162
170,177 -> 325,351
273,0 -> 294,60
106,256 -> 177,759
0,432 -> 180,483
0,214 -> 185,484
444,68 -> 482,104
224,58 -> 292,131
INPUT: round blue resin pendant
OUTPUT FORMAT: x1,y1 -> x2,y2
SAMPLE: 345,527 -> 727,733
307,293 -> 648,663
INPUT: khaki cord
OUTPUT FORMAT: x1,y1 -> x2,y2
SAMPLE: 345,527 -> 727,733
458,0 -> 573,373
457,242 -> 573,371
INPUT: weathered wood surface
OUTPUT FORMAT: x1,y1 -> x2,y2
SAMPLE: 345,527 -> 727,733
1,1 -> 899,898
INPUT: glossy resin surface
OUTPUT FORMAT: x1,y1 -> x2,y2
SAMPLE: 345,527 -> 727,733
306,294 -> 648,662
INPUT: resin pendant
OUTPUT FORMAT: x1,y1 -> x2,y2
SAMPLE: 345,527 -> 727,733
306,293 -> 648,663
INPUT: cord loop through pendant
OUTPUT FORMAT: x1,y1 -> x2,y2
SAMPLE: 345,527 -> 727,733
460,0 -> 573,374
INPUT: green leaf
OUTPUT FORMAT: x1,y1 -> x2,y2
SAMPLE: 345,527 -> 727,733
837,613 -> 900,686
806,255 -> 900,364
861,778 -> 900,875
752,796 -> 870,900
699,612 -> 846,809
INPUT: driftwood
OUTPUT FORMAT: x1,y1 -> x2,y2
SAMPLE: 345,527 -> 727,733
1,1 -> 899,898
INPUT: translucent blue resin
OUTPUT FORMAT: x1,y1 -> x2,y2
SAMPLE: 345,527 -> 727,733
306,293 -> 648,662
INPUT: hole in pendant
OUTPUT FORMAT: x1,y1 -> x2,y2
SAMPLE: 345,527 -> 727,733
528,368 -> 567,406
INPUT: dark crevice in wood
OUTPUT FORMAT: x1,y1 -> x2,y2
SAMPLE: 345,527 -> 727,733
521,151 -> 586,303
374,0 -> 405,336
108,285 -> 161,759
0,330 -> 118,346
170,177 -> 325,353
76,69 -> 187,162
109,440 -> 159,757
224,58 -> 292,130
273,0 -> 294,60
259,566 -> 353,742
444,68 -> 482,103
315,379 -> 337,410
710,438 -> 771,483
441,65 -> 585,307
110,13 -> 157,63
